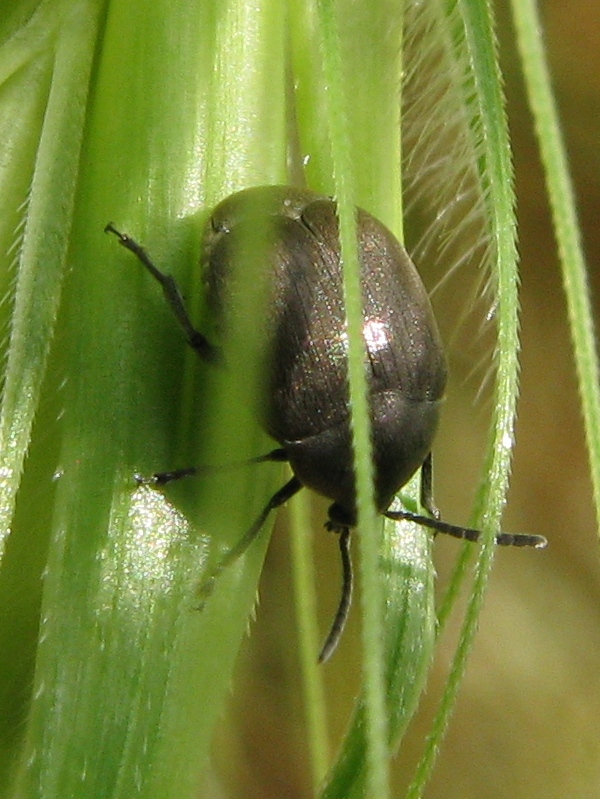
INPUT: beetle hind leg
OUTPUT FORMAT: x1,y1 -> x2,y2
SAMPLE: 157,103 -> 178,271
384,508 -> 547,549
196,475 -> 302,606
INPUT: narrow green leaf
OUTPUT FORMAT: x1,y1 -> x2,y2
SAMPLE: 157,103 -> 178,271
404,0 -> 521,793
290,492 -> 331,793
511,0 -> 600,542
314,1 -> 388,795
322,504 -> 435,799
0,0 -> 103,558
3,1 -> 289,796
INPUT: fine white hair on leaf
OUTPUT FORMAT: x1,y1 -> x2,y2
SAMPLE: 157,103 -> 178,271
402,0 -> 507,402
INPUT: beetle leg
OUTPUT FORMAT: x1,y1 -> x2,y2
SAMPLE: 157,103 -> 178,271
250,448 -> 290,464
136,448 -> 290,487
318,526 -> 352,664
419,452 -> 441,520
384,508 -> 547,549
105,223 -> 221,364
197,475 -> 302,605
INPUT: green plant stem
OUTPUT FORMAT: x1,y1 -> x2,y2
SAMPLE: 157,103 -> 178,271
315,1 -> 389,797
406,0 -> 521,793
290,493 -> 330,793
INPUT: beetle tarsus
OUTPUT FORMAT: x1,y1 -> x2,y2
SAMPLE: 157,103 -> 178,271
153,468 -> 197,486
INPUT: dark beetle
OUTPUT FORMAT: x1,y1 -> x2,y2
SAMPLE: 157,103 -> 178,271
106,185 -> 546,662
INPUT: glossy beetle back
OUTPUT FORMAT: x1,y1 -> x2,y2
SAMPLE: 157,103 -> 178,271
203,186 -> 447,522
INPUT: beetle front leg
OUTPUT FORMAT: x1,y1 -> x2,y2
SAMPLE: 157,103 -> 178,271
105,223 -> 222,365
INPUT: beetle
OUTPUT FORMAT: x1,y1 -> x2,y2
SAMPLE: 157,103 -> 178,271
106,185 -> 547,662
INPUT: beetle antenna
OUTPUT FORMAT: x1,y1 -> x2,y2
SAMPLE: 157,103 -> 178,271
319,527 -> 353,664
384,509 -> 547,549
